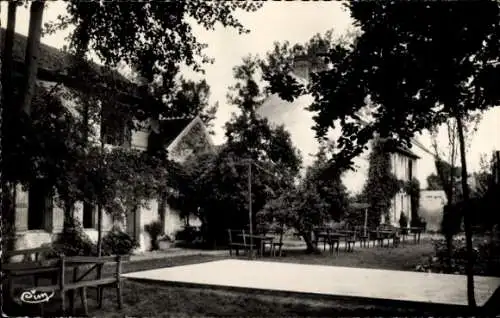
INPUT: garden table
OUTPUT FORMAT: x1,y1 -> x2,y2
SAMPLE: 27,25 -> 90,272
238,234 -> 274,257
370,230 -> 394,247
409,227 -> 423,244
315,231 -> 346,253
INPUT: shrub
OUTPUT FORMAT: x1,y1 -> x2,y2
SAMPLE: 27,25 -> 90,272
399,212 -> 408,228
102,226 -> 139,255
144,220 -> 163,251
415,236 -> 500,276
175,225 -> 201,243
53,217 -> 97,256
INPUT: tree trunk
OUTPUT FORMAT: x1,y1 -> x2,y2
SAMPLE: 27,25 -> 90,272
1,1 -> 17,105
302,231 -> 320,254
455,114 -> 476,308
97,205 -> 103,256
1,0 -> 19,257
19,0 -> 45,116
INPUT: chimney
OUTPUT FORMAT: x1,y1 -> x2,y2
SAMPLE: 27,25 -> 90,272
292,55 -> 328,83
293,55 -> 311,82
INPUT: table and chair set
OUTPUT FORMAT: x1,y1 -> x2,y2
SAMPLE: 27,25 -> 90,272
227,228 -> 284,257
313,225 -> 425,254
227,224 -> 424,257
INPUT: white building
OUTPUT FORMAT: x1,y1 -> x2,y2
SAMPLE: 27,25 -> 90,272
3,30 -> 213,252
257,56 -> 420,226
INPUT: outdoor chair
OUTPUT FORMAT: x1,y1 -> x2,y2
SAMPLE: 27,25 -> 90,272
270,227 -> 285,257
355,226 -> 370,248
328,232 -> 341,255
373,228 -> 385,248
399,227 -> 409,245
344,230 -> 357,252
227,229 -> 254,256
392,230 -> 401,247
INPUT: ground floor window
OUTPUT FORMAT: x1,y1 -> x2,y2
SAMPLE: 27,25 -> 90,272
83,202 -> 95,228
28,181 -> 51,230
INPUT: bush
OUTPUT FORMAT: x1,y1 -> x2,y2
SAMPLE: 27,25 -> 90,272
53,217 -> 97,256
175,225 -> 201,243
415,236 -> 500,276
145,220 -> 163,251
102,226 -> 139,255
399,212 -> 408,228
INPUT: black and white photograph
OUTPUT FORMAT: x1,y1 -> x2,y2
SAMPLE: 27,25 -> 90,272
1,0 -> 500,316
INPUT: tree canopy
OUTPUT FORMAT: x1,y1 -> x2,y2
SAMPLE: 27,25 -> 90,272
263,1 -> 500,307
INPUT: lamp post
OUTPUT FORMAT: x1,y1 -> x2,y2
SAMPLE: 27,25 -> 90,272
247,159 -> 254,259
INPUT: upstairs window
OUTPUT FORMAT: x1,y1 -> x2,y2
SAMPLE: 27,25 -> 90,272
101,103 -> 131,147
408,159 -> 413,180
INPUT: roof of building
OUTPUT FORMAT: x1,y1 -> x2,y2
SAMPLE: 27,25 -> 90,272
0,28 -> 134,95
394,144 -> 420,159
160,116 -> 197,147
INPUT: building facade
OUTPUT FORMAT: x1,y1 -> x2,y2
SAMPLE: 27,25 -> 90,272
257,55 -> 420,227
3,30 -> 213,252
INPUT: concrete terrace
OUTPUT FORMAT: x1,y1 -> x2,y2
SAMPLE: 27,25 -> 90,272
123,259 -> 500,309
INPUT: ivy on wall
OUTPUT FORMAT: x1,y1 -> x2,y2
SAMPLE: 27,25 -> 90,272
171,121 -> 211,159
404,178 -> 421,224
362,138 -> 421,227
362,138 -> 401,226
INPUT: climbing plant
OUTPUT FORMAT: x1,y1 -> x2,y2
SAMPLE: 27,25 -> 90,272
362,138 -> 401,226
404,178 -> 421,225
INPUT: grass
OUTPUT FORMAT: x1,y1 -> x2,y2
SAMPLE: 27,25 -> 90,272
3,238 -> 494,317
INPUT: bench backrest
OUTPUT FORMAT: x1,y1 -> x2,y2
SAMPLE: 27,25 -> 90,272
61,255 -> 123,284
227,229 -> 246,245
3,246 -> 55,263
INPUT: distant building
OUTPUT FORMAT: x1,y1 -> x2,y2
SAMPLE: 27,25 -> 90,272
419,190 -> 447,232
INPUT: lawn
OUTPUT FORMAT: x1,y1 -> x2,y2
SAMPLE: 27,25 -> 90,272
3,238 -> 493,317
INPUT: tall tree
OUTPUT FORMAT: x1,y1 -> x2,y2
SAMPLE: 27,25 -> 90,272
265,2 -> 500,307
170,56 -> 302,246
258,142 -> 350,253
226,56 -> 302,176
45,1 -> 263,121
19,0 -> 45,116
0,0 -> 20,248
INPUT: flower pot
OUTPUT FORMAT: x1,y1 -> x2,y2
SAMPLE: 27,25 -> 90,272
159,241 -> 172,250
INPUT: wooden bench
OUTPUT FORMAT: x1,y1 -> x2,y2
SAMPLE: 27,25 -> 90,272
4,254 -> 123,316
227,229 -> 255,256
2,247 -> 60,300
35,255 -> 122,316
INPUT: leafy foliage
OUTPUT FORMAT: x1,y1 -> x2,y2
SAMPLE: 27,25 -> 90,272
399,212 -> 408,229
404,178 -> 421,223
361,138 -> 401,226
53,217 -> 97,257
144,220 -> 163,251
258,143 -> 350,252
43,1 -> 263,124
168,57 -> 302,245
102,226 -> 139,255
416,237 -> 500,276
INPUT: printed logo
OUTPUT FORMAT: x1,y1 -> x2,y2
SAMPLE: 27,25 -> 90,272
20,289 -> 55,304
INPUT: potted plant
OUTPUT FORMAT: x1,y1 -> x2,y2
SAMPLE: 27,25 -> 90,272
101,226 -> 138,260
144,221 -> 163,251
399,212 -> 409,235
158,234 -> 174,250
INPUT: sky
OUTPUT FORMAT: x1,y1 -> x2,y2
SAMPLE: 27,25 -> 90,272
2,1 -> 499,176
